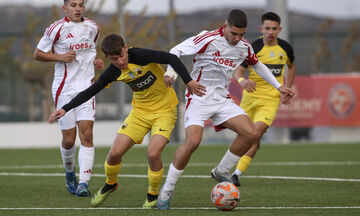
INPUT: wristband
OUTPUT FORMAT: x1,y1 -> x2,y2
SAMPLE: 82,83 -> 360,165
237,77 -> 245,84
164,68 -> 178,81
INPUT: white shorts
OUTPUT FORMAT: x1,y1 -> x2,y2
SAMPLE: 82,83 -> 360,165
54,94 -> 96,130
184,98 -> 247,129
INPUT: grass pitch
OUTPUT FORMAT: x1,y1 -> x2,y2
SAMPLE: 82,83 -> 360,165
0,143 -> 359,216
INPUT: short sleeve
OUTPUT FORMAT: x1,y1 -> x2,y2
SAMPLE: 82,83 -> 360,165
36,19 -> 64,53
244,43 -> 259,66
37,33 -> 53,53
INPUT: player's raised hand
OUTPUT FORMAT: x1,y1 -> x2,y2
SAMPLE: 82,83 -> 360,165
239,79 -> 256,93
186,80 -> 206,97
49,109 -> 66,124
278,86 -> 295,98
94,58 -> 104,70
60,51 -> 76,63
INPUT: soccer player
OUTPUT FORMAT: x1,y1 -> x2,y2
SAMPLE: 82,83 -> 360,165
230,12 -> 296,186
48,33 -> 206,208
156,9 -> 295,210
34,0 -> 104,197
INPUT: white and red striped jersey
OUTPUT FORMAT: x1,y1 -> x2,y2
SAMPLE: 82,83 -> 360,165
36,16 -> 99,106
169,27 -> 258,101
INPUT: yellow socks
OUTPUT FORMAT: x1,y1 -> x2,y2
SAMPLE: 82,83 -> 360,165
147,166 -> 164,195
105,161 -> 122,185
236,155 -> 252,174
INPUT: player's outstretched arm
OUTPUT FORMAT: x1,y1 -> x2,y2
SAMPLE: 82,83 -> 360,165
49,109 -> 66,123
186,80 -> 206,97
34,49 -> 76,63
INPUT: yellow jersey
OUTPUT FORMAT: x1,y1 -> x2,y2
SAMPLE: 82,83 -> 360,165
109,62 -> 178,113
243,38 -> 294,99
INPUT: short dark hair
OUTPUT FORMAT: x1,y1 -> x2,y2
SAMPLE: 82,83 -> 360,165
226,9 -> 247,28
262,12 -> 281,24
101,33 -> 126,57
64,0 -> 85,5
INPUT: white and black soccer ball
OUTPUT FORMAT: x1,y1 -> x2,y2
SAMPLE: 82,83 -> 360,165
210,182 -> 240,211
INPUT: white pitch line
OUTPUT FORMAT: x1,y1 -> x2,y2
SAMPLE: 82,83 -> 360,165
0,172 -> 359,182
0,161 -> 359,170
0,206 -> 360,210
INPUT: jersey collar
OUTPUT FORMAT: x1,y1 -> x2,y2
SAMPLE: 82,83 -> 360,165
64,16 -> 85,22
219,26 -> 224,37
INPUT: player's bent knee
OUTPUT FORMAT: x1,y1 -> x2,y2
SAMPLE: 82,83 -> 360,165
184,140 -> 201,153
62,137 -> 76,148
147,151 -> 161,163
244,129 -> 258,144
108,148 -> 123,161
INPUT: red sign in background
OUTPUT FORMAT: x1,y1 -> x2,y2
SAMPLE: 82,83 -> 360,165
229,74 -> 360,127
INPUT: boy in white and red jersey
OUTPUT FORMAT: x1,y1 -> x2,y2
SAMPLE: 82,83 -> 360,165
157,9 -> 295,210
33,0 -> 104,197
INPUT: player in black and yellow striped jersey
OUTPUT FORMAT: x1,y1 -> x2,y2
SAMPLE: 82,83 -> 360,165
231,12 -> 296,186
49,33 -> 206,208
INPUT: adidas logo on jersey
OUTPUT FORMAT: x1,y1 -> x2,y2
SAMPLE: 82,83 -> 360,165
212,50 -> 220,57
65,33 -> 74,39
83,169 -> 92,174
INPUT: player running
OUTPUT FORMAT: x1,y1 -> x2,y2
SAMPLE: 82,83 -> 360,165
48,33 -> 206,208
157,9 -> 295,210
231,12 -> 296,186
34,0 -> 104,197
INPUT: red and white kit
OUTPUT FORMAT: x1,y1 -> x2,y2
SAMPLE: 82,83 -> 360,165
37,17 -> 99,129
169,27 -> 279,128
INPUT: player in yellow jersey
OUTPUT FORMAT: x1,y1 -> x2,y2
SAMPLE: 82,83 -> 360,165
49,33 -> 206,208
231,12 -> 296,186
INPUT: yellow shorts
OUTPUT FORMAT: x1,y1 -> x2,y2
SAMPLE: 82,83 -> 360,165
240,94 -> 280,126
117,107 -> 177,144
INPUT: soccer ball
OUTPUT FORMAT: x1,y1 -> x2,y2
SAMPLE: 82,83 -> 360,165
210,182 -> 240,211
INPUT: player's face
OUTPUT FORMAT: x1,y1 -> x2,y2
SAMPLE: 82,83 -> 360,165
260,20 -> 282,43
107,46 -> 129,70
223,23 -> 246,46
62,0 -> 85,23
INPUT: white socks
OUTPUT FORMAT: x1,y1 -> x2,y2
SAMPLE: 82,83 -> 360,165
234,169 -> 243,176
217,149 -> 241,174
78,145 -> 95,184
60,145 -> 76,172
161,163 -> 184,196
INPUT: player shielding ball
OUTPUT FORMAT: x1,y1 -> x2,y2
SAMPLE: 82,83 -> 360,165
49,33 -> 206,208
157,9 -> 295,210
34,0 -> 104,197
231,12 -> 296,186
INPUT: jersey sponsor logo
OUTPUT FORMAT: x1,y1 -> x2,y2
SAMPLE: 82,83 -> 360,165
328,83 -> 355,118
69,42 -> 92,50
127,71 -> 157,92
213,57 -> 236,68
212,51 -> 236,68
265,64 -> 284,77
